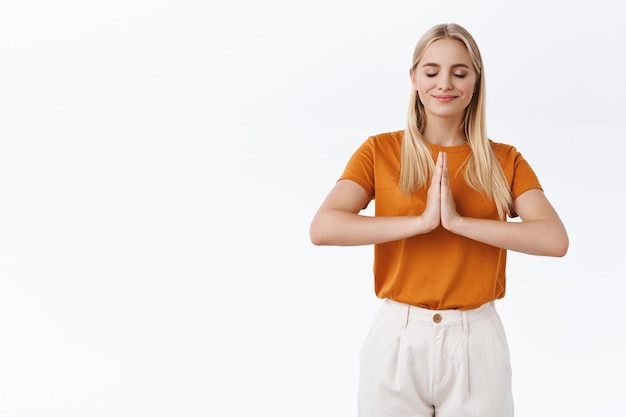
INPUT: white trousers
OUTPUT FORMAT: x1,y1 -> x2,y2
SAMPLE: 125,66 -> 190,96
358,299 -> 514,417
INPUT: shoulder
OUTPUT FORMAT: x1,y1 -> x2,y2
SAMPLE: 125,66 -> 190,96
368,129 -> 404,144
488,139 -> 541,193
363,130 -> 404,152
488,139 -> 525,164
489,139 -> 519,156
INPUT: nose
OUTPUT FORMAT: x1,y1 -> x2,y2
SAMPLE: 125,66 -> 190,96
438,72 -> 454,90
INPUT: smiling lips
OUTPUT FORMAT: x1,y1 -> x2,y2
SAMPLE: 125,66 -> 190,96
433,95 -> 457,103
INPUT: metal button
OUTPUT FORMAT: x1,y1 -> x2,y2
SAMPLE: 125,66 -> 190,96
433,313 -> 442,323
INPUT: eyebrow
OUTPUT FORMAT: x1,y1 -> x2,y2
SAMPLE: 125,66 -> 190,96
421,63 -> 471,69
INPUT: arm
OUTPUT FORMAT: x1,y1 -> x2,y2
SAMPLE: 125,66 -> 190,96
309,180 -> 434,246
441,151 -> 569,257
310,153 -> 447,246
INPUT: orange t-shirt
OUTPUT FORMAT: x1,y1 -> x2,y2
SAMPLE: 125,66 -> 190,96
339,130 -> 542,310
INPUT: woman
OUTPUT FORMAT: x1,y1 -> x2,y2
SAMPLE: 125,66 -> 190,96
309,23 -> 568,417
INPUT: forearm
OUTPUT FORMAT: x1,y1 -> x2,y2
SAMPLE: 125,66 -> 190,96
448,216 -> 569,257
309,209 -> 436,246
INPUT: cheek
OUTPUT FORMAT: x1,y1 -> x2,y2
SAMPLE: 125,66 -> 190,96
463,77 -> 478,93
415,76 -> 433,92
456,79 -> 472,92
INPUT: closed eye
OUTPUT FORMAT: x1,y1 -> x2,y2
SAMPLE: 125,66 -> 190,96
425,73 -> 467,78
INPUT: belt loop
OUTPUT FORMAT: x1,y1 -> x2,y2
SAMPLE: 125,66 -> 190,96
462,310 -> 469,335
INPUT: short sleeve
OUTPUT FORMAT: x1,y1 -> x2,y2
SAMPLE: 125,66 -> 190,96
510,152 -> 542,200
491,141 -> 543,214
338,136 -> 376,199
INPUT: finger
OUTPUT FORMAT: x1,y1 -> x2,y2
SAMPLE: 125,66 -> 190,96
430,152 -> 442,186
441,152 -> 449,185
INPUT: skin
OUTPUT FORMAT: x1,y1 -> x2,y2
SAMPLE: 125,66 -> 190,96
411,38 -> 477,146
310,39 -> 569,257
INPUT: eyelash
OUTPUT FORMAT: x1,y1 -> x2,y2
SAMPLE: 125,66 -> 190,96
426,74 -> 467,78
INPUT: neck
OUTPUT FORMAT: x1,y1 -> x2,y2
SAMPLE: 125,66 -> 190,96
424,137 -> 467,146
422,131 -> 467,147
422,118 -> 467,146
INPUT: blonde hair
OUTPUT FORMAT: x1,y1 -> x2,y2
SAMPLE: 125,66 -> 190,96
399,23 -> 512,219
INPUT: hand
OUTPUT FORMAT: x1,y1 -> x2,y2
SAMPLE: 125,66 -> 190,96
421,151 -> 444,231
439,152 -> 461,231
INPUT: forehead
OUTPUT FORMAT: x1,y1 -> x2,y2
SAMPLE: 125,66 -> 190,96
420,38 -> 472,66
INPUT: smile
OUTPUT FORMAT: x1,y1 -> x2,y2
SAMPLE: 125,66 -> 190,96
432,95 -> 457,103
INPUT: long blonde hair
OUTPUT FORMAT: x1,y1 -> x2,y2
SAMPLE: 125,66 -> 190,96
399,23 -> 512,219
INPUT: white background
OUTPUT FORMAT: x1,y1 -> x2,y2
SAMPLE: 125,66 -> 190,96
1,0 -> 624,416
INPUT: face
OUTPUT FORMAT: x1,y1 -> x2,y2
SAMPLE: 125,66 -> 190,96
411,38 -> 478,119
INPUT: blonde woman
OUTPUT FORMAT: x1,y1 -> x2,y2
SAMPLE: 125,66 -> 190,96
310,23 -> 568,417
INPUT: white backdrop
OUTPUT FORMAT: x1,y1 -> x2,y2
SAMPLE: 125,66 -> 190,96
1,1 -> 624,416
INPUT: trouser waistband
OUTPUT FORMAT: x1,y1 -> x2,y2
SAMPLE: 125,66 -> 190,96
384,298 -> 497,333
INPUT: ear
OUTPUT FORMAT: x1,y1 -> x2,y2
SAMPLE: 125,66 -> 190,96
409,68 -> 418,90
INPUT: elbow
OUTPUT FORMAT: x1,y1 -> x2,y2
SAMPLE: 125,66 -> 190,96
547,232 -> 569,258
309,220 -> 328,246
309,230 -> 325,246
549,244 -> 568,258
310,210 -> 342,246
555,239 -> 569,258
